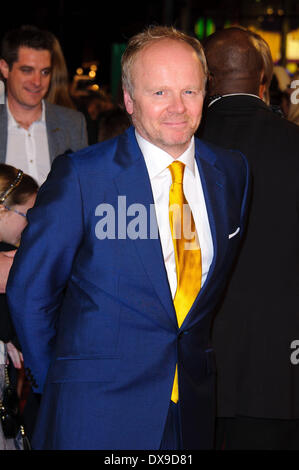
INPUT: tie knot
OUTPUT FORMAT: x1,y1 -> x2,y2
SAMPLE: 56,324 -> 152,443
168,161 -> 185,184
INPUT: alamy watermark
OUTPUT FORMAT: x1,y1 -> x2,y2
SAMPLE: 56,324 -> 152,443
290,80 -> 299,105
290,340 -> 299,365
94,196 -> 199,250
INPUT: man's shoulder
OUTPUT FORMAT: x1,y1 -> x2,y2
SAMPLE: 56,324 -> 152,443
0,103 -> 6,119
195,136 -> 249,194
266,107 -> 299,136
45,101 -> 85,123
62,126 -> 137,174
203,95 -> 299,150
207,94 -> 298,129
70,138 -> 118,162
195,135 -> 247,168
60,131 -> 126,171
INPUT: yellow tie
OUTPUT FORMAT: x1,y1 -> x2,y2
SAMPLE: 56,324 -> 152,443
168,161 -> 202,403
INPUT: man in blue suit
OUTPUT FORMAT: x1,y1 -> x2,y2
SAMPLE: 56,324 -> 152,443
7,26 -> 249,450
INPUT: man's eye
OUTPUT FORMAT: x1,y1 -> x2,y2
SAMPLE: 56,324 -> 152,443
185,90 -> 194,95
155,91 -> 164,96
42,70 -> 51,76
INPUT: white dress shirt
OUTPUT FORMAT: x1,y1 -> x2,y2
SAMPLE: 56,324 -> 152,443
6,100 -> 51,186
136,131 -> 214,299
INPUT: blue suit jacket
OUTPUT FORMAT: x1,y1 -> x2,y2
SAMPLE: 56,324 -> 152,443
7,126 -> 249,450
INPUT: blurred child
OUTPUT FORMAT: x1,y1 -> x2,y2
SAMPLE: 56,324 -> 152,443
0,163 -> 38,449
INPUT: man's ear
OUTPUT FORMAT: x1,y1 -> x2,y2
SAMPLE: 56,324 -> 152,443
259,83 -> 266,100
259,70 -> 266,100
207,72 -> 215,95
123,88 -> 134,115
0,59 -> 9,80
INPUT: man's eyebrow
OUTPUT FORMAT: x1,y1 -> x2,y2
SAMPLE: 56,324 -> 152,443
18,65 -> 52,71
19,65 -> 34,69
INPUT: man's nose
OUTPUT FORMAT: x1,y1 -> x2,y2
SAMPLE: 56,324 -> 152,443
168,93 -> 186,113
31,72 -> 42,87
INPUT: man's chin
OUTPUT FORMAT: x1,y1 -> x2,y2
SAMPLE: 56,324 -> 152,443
159,132 -> 193,149
23,92 -> 45,106
21,99 -> 43,110
155,137 -> 192,157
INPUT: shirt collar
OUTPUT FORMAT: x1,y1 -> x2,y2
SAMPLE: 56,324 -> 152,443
40,100 -> 46,122
135,130 -> 195,180
208,93 -> 261,108
6,99 -> 46,129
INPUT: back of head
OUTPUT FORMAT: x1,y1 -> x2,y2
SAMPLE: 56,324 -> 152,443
0,164 -> 38,207
204,27 -> 264,96
1,24 -> 54,69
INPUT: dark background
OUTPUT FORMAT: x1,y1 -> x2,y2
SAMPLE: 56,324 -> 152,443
2,0 -> 180,88
2,0 -> 299,91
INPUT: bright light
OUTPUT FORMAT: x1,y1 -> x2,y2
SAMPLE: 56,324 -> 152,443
287,63 -> 298,74
267,7 -> 274,15
248,27 -> 282,62
76,67 -> 84,75
287,28 -> 299,61
90,64 -> 98,71
90,84 -> 99,91
89,70 -> 96,78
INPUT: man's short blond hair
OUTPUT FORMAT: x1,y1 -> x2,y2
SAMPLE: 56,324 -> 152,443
121,25 -> 208,97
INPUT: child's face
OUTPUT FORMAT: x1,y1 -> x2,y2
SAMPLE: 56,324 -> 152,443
0,193 -> 36,246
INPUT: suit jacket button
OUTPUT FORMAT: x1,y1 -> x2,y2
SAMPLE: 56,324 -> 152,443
178,330 -> 189,340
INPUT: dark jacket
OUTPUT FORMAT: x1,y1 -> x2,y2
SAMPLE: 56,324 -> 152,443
199,95 -> 299,419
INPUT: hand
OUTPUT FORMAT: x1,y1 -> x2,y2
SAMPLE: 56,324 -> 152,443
6,341 -> 23,369
0,250 -> 16,293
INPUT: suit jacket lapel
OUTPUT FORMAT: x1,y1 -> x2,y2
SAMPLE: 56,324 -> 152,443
114,129 -> 176,329
45,102 -> 62,163
180,139 -> 228,329
113,130 -> 230,330
0,104 -> 7,163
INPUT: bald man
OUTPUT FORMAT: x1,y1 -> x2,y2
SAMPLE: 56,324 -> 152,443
198,28 -> 299,450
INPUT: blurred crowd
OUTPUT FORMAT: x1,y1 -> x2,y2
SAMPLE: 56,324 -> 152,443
48,31 -> 299,133
44,31 -> 130,145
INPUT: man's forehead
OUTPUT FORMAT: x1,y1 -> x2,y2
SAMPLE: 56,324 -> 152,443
16,46 -> 51,64
139,38 -> 197,59
133,40 -> 203,76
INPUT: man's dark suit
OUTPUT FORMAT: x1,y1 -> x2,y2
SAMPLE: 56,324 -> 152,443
7,126 -> 249,449
0,101 -> 88,164
199,95 -> 299,442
